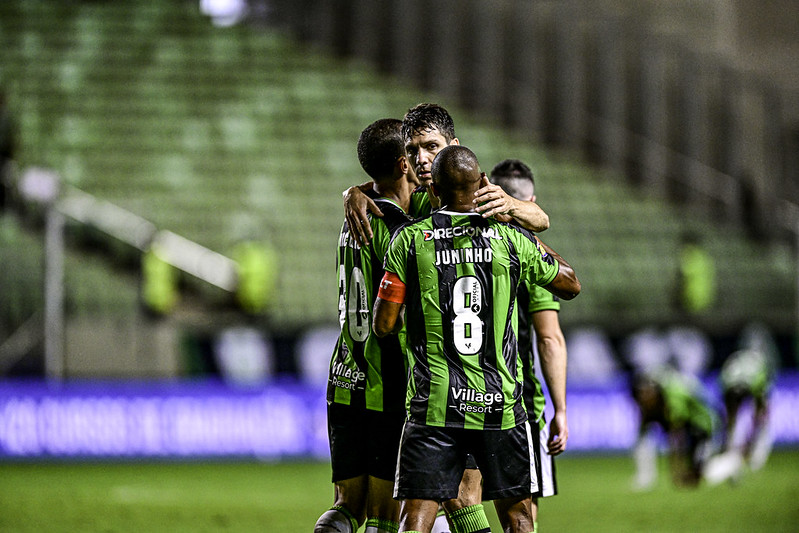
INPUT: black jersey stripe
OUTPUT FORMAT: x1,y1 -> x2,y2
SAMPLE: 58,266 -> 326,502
433,213 -> 468,428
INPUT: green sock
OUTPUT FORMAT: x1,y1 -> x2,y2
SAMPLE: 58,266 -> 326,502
449,503 -> 490,533
331,505 -> 359,532
364,517 -> 399,533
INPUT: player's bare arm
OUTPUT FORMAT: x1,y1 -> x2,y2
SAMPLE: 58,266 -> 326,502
343,182 -> 384,246
473,174 -> 550,231
532,310 -> 569,455
535,237 -> 581,300
372,298 -> 404,337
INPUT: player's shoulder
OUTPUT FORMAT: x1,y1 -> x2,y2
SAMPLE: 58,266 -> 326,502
373,198 -> 413,229
490,219 -> 538,245
388,212 -> 433,244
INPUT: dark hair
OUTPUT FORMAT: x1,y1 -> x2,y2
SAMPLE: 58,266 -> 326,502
490,159 -> 535,185
490,159 -> 535,199
357,118 -> 404,181
401,103 -> 456,143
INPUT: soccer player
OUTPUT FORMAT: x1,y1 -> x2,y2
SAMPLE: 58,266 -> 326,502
630,368 -> 718,489
438,159 -> 569,533
314,118 -> 419,533
344,103 -> 550,246
719,344 -> 776,467
373,145 -> 581,533
346,104 -> 551,533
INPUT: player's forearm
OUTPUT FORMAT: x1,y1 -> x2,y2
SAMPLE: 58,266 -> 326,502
342,180 -> 372,198
508,198 -> 550,232
538,336 -> 567,415
536,239 -> 580,300
372,298 -> 403,337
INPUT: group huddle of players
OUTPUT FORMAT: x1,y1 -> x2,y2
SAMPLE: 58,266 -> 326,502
315,103 -> 580,533
313,103 -> 777,533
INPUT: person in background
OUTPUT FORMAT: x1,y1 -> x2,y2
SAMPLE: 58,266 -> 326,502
676,230 -> 716,316
704,322 -> 778,485
630,368 -> 718,489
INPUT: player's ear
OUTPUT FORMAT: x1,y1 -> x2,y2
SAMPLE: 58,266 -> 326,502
397,155 -> 410,174
450,137 -> 460,146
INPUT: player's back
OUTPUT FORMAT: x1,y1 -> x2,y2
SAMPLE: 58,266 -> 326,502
329,198 -> 412,413
384,210 -> 559,430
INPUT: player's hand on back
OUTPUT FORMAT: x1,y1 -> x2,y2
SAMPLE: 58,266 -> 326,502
344,185 -> 384,246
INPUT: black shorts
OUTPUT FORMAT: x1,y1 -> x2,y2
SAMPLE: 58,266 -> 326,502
395,419 -> 537,501
327,401 -> 406,483
462,420 -> 557,499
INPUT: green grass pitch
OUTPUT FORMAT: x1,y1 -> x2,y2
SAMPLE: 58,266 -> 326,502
1,450 -> 798,532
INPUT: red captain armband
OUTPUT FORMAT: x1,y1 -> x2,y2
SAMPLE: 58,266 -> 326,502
377,272 -> 406,303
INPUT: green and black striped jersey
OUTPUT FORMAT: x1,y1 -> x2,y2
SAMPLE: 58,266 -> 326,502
409,187 -> 432,218
518,282 -> 560,430
383,210 -> 559,430
328,197 -> 412,413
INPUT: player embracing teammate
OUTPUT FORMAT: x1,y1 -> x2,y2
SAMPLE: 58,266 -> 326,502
315,104 -> 581,533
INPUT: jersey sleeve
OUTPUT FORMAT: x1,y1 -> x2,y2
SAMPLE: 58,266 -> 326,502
383,227 -> 411,283
371,215 -> 391,259
528,282 -> 561,313
516,231 -> 559,288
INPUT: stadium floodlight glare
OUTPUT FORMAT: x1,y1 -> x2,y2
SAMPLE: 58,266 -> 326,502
151,230 -> 238,292
18,167 -> 60,204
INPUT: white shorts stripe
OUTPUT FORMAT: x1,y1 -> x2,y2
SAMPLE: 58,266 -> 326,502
537,422 -> 556,498
525,420 -> 540,495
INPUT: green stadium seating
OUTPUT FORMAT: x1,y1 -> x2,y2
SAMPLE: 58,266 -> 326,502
0,0 -> 794,336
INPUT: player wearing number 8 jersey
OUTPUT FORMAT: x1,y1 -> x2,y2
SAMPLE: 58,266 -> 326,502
384,215 -> 556,430
315,119 -> 419,533
374,145 -> 580,533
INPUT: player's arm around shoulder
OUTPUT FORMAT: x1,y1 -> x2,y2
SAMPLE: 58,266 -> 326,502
473,174 -> 550,231
533,236 -> 581,300
343,182 -> 384,246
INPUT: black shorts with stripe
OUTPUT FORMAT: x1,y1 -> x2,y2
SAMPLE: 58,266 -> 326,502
395,419 -> 538,501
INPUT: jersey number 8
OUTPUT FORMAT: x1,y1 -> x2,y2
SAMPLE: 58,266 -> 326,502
453,276 -> 484,355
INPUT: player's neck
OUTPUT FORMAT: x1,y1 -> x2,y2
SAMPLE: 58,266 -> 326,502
441,193 -> 478,213
374,181 -> 413,213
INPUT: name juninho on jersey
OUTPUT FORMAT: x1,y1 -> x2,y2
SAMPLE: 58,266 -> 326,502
435,247 -> 493,266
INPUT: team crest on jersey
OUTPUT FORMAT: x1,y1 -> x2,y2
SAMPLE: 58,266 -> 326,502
422,226 -> 503,241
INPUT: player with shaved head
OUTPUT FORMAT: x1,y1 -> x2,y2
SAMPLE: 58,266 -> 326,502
373,145 -> 580,533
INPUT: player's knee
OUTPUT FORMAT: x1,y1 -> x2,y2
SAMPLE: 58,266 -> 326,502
314,509 -> 355,533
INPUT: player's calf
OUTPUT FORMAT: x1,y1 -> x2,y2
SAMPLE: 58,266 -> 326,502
314,506 -> 359,533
